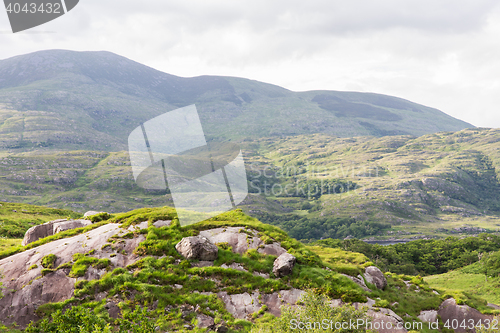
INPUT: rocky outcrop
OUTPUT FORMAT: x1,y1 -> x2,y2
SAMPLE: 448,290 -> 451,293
418,310 -> 438,323
175,236 -> 218,261
341,273 -> 372,292
199,227 -> 287,256
0,223 -> 145,328
218,288 -> 305,319
363,266 -> 387,290
22,219 -> 92,246
438,298 -> 493,333
367,308 -> 407,333
273,252 -> 296,277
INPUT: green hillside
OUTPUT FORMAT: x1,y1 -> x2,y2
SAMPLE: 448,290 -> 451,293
0,50 -> 471,153
2,128 -> 500,240
2,205 -> 492,333
244,128 -> 500,240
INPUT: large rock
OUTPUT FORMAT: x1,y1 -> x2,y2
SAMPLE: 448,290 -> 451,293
199,227 -> 286,255
53,220 -> 92,234
363,266 -> 387,290
22,219 -> 92,246
175,236 -> 218,261
438,298 -> 493,333
273,252 -> 296,277
0,223 -> 145,328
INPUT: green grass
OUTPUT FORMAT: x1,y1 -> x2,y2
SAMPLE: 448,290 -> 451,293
0,237 -> 21,252
1,203 -> 496,332
0,201 -> 82,238
425,261 -> 500,306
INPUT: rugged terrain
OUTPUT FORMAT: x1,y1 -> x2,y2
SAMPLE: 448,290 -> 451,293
1,205 -> 498,333
3,128 -> 500,241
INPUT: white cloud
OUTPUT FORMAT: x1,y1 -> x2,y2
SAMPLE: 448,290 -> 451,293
1,0 -> 500,127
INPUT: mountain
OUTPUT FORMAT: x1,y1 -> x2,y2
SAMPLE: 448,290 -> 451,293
0,50 -> 472,152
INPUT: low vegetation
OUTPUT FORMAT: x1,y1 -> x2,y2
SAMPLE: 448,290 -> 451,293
314,235 -> 500,275
1,206 -> 491,332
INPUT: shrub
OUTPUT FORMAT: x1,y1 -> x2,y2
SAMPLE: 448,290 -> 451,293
41,254 -> 56,269
250,290 -> 375,332
85,212 -> 112,223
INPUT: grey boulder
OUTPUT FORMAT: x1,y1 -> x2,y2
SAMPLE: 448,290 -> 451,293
22,219 -> 92,246
175,236 -> 218,261
273,253 -> 296,278
363,266 -> 387,290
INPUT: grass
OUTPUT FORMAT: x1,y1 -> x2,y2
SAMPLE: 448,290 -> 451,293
0,238 -> 21,252
1,203 -> 497,332
425,261 -> 500,306
306,245 -> 371,276
0,201 -> 82,238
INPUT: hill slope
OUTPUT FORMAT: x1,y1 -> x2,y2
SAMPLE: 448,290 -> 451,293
0,50 -> 472,152
2,128 -> 500,241
2,206 -> 492,333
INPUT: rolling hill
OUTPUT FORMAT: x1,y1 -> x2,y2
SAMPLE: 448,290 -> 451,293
0,49 -> 472,153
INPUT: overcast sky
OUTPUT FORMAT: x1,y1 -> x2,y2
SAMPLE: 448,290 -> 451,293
1,0 -> 500,128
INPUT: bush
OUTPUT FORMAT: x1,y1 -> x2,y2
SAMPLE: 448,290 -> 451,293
41,254 -> 57,269
250,290 -> 375,333
85,212 -> 112,223
24,305 -> 156,333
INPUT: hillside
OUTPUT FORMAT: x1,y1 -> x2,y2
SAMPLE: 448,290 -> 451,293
2,128 -> 500,241
1,205 -> 497,332
0,50 -> 472,153
244,128 -> 500,240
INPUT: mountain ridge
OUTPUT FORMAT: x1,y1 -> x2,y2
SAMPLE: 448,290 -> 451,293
0,49 -> 473,153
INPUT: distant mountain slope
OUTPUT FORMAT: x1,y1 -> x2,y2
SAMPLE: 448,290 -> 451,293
0,50 -> 472,152
245,128 -> 500,240
2,128 -> 500,241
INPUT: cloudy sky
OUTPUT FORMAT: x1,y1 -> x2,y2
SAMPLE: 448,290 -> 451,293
1,0 -> 500,128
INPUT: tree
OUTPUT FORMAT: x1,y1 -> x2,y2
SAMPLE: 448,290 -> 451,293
250,291 -> 375,333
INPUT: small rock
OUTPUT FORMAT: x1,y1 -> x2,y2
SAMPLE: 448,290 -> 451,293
215,325 -> 228,333
273,253 -> 296,278
418,310 -> 438,323
128,221 -> 149,231
153,220 -> 171,228
83,211 -> 105,217
197,314 -> 215,329
104,302 -> 121,319
363,266 -> 387,290
175,236 -> 218,261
